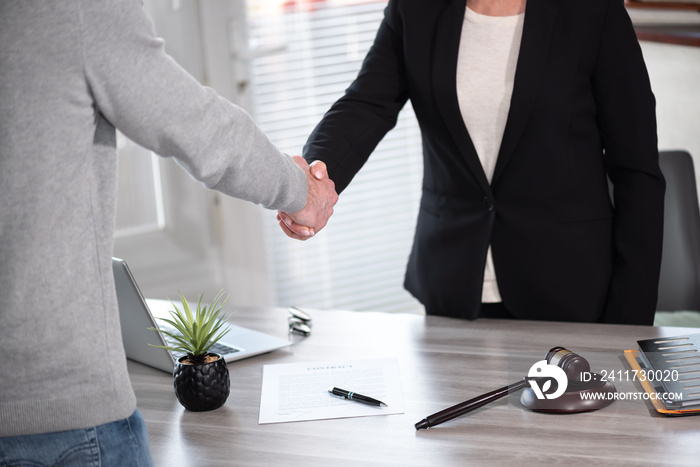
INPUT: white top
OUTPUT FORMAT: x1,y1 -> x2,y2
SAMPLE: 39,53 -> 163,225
456,7 -> 525,303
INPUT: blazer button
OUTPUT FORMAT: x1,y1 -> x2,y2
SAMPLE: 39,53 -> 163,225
483,196 -> 494,212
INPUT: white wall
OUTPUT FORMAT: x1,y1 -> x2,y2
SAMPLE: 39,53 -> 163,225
641,41 -> 700,192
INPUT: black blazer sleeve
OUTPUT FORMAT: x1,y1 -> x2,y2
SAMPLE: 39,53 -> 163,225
303,1 -> 408,193
592,0 -> 664,324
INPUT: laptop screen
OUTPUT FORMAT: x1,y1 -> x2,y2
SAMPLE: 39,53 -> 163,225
113,257 -> 292,372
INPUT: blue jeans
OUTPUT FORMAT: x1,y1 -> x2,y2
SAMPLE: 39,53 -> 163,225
0,409 -> 153,467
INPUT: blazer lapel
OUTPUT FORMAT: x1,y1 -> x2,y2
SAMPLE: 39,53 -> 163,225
431,0 -> 491,196
492,0 -> 558,185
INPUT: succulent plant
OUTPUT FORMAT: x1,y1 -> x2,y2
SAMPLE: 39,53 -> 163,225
149,290 -> 231,365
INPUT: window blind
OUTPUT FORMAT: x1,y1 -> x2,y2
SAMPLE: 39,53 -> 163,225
249,0 -> 424,313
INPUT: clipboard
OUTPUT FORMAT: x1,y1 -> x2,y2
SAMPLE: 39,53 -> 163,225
624,332 -> 700,416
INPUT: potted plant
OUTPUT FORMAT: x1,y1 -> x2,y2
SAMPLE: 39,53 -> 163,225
149,290 -> 231,411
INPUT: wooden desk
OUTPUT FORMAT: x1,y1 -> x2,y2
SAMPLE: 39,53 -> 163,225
128,308 -> 700,466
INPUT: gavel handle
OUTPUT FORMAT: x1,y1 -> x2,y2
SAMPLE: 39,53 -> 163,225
415,378 -> 530,430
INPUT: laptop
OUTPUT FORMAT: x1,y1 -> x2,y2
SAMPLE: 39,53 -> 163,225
113,257 -> 291,373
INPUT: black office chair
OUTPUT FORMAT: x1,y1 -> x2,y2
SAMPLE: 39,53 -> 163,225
655,150 -> 700,326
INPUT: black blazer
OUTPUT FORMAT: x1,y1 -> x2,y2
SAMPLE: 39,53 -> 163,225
303,0 -> 665,324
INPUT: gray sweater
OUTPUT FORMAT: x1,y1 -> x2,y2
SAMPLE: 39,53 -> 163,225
0,0 -> 306,436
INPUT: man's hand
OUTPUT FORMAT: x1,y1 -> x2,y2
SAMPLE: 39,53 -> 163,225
277,156 -> 338,240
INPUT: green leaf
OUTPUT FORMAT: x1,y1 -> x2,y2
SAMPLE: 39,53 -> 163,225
149,290 -> 232,357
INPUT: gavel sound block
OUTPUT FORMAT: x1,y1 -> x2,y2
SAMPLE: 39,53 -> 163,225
520,346 -> 617,412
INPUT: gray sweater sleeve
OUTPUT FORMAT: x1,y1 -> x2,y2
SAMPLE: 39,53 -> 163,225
79,0 -> 306,213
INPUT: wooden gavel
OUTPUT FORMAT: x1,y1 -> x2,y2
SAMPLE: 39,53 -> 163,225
415,347 -> 591,430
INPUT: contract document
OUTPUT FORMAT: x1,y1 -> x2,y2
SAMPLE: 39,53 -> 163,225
258,358 -> 404,424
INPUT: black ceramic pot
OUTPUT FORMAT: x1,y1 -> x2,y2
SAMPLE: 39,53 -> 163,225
173,353 -> 230,411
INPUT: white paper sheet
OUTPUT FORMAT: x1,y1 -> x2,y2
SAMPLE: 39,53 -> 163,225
258,358 -> 404,424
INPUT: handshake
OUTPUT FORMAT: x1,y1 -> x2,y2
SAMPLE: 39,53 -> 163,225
277,156 -> 339,240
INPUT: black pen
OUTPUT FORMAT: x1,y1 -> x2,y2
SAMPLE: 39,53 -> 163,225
328,387 -> 387,407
